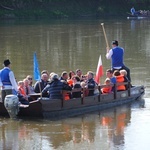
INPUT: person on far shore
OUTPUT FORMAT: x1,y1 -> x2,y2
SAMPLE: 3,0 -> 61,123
0,59 -> 18,102
130,7 -> 140,16
130,7 -> 136,15
106,40 -> 131,82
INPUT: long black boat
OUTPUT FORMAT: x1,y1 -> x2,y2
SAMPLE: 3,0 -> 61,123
0,83 -> 145,119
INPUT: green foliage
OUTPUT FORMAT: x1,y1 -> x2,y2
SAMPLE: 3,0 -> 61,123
0,0 -> 149,19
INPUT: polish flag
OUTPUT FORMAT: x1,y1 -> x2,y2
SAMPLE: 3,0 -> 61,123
95,55 -> 103,84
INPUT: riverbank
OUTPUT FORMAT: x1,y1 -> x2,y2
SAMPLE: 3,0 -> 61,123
0,1 -> 149,20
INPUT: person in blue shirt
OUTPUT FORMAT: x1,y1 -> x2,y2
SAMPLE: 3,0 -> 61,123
0,59 -> 18,102
131,7 -> 136,15
106,40 -> 131,82
106,69 -> 116,84
130,7 -> 140,16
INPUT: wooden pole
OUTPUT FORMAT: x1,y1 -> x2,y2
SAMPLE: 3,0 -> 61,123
101,23 -> 109,49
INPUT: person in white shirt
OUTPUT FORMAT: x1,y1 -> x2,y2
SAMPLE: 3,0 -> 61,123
0,59 -> 18,102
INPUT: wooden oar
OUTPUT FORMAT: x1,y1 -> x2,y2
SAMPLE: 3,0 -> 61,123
101,23 -> 110,50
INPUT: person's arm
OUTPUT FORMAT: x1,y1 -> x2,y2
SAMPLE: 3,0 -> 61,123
41,84 -> 50,97
0,74 -> 2,87
63,82 -> 72,91
34,81 -> 41,93
106,49 -> 113,59
9,71 -> 18,92
88,80 -> 96,89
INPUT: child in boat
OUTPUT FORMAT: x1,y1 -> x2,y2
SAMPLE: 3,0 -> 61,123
101,78 -> 112,94
18,81 -> 29,105
18,81 -> 26,97
120,69 -> 130,89
113,70 -> 126,91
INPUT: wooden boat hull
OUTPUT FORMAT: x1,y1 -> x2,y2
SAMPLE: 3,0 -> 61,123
0,85 -> 145,119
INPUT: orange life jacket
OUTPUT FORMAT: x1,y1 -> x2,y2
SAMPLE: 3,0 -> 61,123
18,86 -> 26,96
64,94 -> 70,100
101,86 -> 112,94
116,75 -> 126,91
67,79 -> 73,87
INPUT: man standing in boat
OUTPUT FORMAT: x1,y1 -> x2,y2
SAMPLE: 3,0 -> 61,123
131,7 -> 136,15
106,40 -> 131,81
130,7 -> 140,16
0,59 -> 18,102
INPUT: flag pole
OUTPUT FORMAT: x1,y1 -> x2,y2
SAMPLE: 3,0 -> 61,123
33,52 -> 42,97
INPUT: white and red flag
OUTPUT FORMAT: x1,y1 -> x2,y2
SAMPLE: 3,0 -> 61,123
95,55 -> 103,84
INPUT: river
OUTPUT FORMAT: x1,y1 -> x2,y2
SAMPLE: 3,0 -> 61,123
0,17 -> 150,150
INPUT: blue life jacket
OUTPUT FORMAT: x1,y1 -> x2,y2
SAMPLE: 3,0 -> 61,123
112,47 -> 124,68
0,68 -> 12,85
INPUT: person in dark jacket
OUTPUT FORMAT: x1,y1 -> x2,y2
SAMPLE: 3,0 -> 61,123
72,75 -> 81,98
34,73 -> 48,96
42,74 -> 72,100
86,71 -> 96,96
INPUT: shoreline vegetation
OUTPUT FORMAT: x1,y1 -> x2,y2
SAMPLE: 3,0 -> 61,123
0,0 -> 150,19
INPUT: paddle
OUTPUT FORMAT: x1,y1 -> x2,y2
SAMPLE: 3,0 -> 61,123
101,23 -> 110,51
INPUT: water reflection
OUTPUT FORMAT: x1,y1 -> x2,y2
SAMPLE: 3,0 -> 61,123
0,100 -> 145,150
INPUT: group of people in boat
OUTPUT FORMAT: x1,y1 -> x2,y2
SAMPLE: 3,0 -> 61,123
130,7 -> 150,16
0,40 -> 131,105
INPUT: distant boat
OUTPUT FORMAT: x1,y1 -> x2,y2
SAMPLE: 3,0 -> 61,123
127,16 -> 148,20
127,11 -> 150,19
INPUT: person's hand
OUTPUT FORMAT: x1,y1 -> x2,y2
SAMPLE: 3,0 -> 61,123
106,47 -> 110,52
